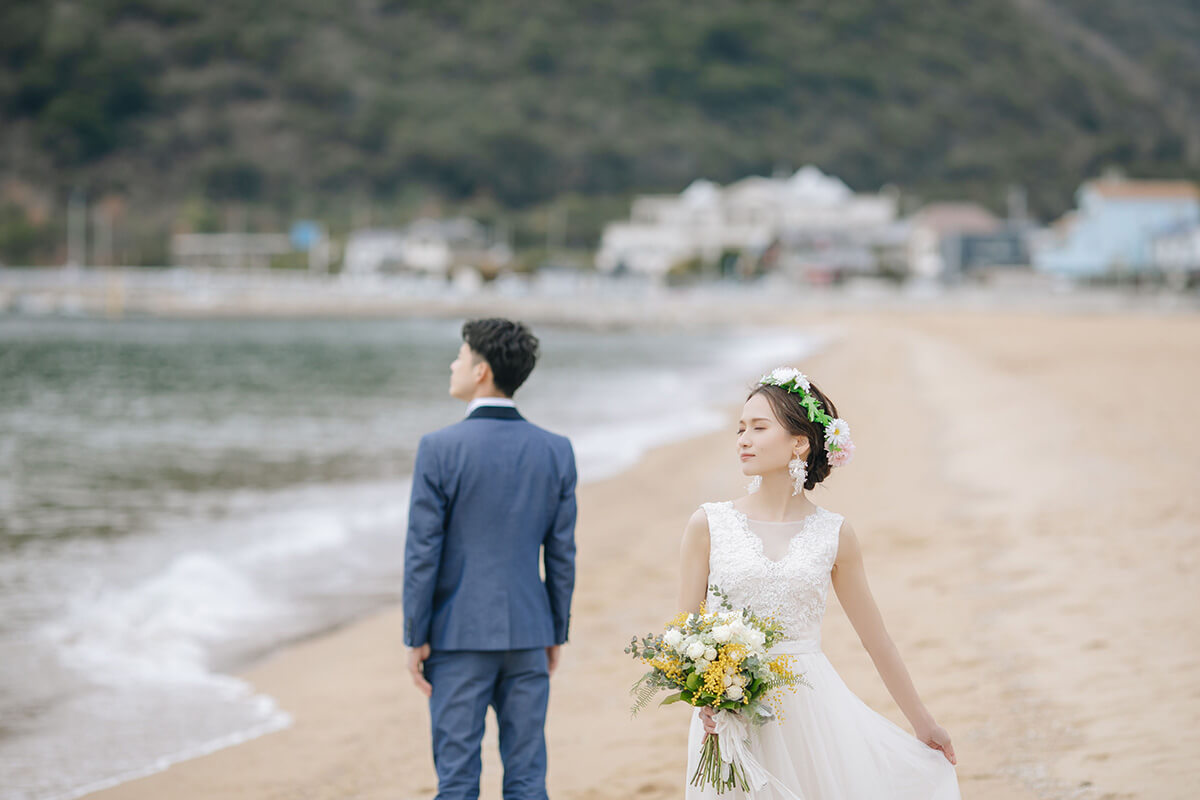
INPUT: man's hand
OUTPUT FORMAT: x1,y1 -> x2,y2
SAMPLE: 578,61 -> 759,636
408,644 -> 432,697
546,645 -> 562,677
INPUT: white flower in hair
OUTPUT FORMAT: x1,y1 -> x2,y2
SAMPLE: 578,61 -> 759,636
766,367 -> 811,391
824,418 -> 852,448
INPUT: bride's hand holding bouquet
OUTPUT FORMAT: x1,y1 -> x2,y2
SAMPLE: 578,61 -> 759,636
625,585 -> 809,794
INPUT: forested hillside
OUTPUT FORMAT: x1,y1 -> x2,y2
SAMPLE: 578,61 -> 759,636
1,0 -> 1197,263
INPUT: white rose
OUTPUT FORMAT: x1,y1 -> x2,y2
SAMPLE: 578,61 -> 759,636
726,685 -> 744,701
723,674 -> 734,687
704,647 -> 717,661
686,642 -> 706,660
663,629 -> 684,649
711,625 -> 732,643
694,658 -> 710,673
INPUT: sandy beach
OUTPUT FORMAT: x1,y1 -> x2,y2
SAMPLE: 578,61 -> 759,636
83,308 -> 1200,800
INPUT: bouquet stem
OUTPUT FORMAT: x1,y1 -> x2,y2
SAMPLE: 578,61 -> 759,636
690,732 -> 751,794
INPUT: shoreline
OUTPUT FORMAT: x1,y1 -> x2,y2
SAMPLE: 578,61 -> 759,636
3,267 -> 1199,326
80,307 -> 1200,800
44,327 -> 827,800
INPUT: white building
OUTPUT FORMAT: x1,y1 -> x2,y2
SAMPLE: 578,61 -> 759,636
343,217 -> 512,275
596,166 -> 897,278
342,229 -> 408,275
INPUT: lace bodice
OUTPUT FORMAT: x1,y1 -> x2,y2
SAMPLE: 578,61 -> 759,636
702,501 -> 844,643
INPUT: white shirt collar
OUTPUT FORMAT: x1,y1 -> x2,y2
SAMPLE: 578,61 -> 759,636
466,397 -> 517,416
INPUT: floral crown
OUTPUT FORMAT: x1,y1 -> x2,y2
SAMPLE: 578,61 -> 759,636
757,367 -> 855,468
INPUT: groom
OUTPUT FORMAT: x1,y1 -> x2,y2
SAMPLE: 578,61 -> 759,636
404,318 -> 577,800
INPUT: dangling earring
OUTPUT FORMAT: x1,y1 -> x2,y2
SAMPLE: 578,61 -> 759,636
788,453 -> 807,496
746,475 -> 762,494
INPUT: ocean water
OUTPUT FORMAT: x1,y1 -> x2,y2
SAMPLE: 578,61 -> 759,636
0,315 -> 822,799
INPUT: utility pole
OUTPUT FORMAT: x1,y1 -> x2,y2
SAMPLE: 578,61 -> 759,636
546,202 -> 567,255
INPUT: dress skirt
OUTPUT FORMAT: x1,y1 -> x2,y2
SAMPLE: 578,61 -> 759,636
685,643 -> 960,799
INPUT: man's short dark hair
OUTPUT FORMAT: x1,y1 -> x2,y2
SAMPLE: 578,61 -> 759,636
461,318 -> 540,397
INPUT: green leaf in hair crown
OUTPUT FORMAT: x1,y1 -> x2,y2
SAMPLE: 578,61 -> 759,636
799,394 -> 823,421
758,366 -> 856,469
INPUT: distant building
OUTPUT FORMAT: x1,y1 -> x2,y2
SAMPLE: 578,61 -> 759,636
906,203 -> 1004,279
171,233 -> 292,269
1152,222 -> 1200,279
1033,178 -> 1200,276
342,229 -> 408,274
596,166 -> 898,279
954,230 -> 1028,274
343,217 -> 512,276
774,221 -> 911,283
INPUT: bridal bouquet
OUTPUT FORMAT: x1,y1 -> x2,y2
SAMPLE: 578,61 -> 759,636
624,585 -> 809,794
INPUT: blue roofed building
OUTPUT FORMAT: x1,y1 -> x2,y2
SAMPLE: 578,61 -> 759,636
1033,178 -> 1200,277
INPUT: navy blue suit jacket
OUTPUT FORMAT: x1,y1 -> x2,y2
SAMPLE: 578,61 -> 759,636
403,405 -> 577,651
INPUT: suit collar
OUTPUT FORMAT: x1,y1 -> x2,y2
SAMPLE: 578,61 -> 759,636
466,396 -> 516,415
466,406 -> 524,421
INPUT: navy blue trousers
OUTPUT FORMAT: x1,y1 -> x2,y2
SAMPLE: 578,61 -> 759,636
424,648 -> 550,800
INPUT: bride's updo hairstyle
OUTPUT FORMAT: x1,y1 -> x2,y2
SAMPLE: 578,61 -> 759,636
747,380 -> 840,491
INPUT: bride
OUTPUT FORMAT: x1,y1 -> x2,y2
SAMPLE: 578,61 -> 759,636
677,368 -> 961,798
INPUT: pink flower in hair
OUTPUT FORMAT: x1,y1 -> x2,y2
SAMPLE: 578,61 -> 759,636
827,440 -> 855,467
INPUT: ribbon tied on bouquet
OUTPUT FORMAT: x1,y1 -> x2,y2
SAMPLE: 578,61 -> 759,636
712,709 -> 806,800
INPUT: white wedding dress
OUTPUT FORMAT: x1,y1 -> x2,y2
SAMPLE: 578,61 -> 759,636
686,501 -> 961,799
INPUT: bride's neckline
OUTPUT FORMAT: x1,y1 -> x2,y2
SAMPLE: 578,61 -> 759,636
721,501 -> 829,566
726,500 -> 825,527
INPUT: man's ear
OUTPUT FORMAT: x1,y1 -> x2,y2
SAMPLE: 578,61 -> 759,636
474,358 -> 491,386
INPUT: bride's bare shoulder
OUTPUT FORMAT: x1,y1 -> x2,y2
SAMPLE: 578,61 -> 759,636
686,505 -> 710,529
832,514 -> 862,565
679,507 -> 712,561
